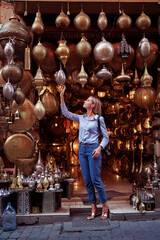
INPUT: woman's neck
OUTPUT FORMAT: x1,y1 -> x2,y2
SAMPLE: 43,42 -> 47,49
86,109 -> 95,120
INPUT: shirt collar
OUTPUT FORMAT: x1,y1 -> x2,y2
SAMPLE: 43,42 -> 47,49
83,114 -> 98,120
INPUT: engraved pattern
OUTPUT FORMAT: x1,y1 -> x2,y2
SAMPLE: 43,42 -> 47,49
17,192 -> 23,215
17,191 -> 31,215
42,192 -> 56,213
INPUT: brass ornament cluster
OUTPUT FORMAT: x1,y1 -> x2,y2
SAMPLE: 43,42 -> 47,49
0,3 -> 158,187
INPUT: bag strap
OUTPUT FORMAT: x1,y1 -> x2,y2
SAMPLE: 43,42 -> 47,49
97,116 -> 101,133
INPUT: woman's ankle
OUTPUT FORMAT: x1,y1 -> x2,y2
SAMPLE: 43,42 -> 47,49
102,202 -> 108,209
91,203 -> 97,211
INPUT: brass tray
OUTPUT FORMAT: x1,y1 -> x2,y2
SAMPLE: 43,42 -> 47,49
4,133 -> 35,163
9,98 -> 36,133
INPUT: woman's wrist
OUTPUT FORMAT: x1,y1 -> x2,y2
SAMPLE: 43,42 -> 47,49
60,95 -> 64,104
98,145 -> 103,151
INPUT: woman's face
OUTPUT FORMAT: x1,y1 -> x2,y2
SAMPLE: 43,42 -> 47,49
83,97 -> 94,109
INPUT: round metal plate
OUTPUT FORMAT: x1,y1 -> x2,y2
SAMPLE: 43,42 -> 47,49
9,98 -> 36,133
4,133 -> 35,163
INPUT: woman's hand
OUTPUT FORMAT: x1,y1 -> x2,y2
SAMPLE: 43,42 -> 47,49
92,146 -> 102,159
60,86 -> 66,104
60,85 -> 66,98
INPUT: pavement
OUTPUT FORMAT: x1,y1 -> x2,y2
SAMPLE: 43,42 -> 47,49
0,193 -> 160,239
0,215 -> 160,240
0,170 -> 159,239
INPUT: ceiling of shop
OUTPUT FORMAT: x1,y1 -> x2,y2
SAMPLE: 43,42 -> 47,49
14,1 -> 159,15
13,1 -> 159,42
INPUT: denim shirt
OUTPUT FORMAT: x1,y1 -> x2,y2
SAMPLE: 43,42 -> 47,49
60,103 -> 109,149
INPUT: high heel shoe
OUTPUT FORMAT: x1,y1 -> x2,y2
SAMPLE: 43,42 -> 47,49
100,208 -> 109,220
87,209 -> 99,220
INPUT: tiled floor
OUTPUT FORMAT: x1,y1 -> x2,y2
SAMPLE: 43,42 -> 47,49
70,166 -> 132,196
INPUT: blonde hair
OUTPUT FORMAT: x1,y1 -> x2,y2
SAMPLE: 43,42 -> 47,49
90,96 -> 102,116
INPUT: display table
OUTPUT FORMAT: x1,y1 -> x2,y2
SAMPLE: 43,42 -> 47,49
12,188 -> 34,215
36,189 -> 63,213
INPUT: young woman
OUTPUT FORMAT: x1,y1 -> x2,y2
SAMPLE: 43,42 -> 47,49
60,86 -> 109,220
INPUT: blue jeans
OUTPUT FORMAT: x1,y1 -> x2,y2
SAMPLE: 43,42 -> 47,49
79,143 -> 107,204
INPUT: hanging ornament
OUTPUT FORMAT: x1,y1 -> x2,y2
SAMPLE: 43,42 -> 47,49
88,72 -> 103,88
134,87 -> 156,109
135,41 -> 158,70
32,41 -> 47,64
94,36 -> 114,63
33,99 -> 45,120
74,9 -> 91,32
96,65 -> 112,81
32,66 -> 46,95
3,80 -> 14,100
76,36 -> 92,59
77,62 -> 88,87
0,15 -> 32,60
136,11 -> 151,31
116,10 -> 132,31
31,9 -> 44,37
55,66 -> 66,86
24,46 -> 31,71
134,63 -> 156,108
4,38 -> 15,64
139,36 -> 151,58
116,63 -> 131,82
140,64 -> 153,87
55,9 -> 70,29
41,89 -> 59,115
118,33 -> 131,65
5,105 -> 14,124
97,11 -> 108,31
55,40 -> 70,67
2,62 -> 23,84
133,68 -> 140,85
14,88 -> 25,106
14,109 -> 20,120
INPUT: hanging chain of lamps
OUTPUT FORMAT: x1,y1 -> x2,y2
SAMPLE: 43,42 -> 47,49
0,4 -> 32,123
31,4 -> 46,121
74,6 -> 91,87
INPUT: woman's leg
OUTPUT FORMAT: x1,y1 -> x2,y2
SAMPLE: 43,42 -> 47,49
79,144 -> 99,219
86,144 -> 107,204
88,151 -> 109,219
101,202 -> 109,219
87,147 -> 109,219
79,144 -> 96,203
